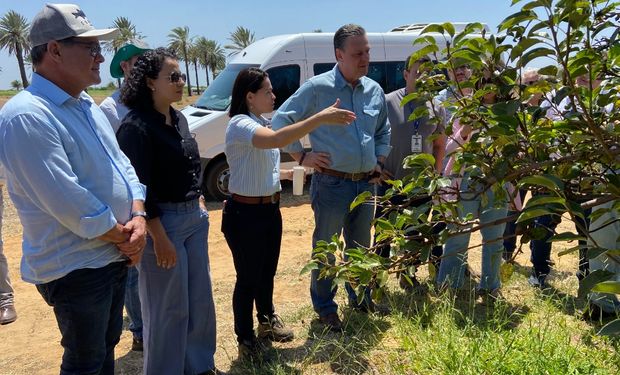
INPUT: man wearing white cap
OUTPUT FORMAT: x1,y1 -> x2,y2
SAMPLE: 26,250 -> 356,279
0,4 -> 147,374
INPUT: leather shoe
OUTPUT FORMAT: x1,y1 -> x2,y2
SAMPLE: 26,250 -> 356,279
0,303 -> 17,325
318,312 -> 343,332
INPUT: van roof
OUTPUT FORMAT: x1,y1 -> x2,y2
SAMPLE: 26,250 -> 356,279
228,25 -> 490,66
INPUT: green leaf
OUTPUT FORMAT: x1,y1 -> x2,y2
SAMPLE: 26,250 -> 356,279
518,174 -> 564,191
300,261 -> 319,275
558,245 -> 581,256
518,47 -> 555,66
350,191 -> 372,211
525,195 -> 566,208
442,22 -> 455,37
420,24 -> 445,35
537,65 -> 558,76
412,35 -> 437,46
498,10 -> 538,32
597,319 -> 620,336
587,247 -> 608,259
578,269 -> 615,299
548,232 -> 585,242
591,281 -> 620,294
491,100 -> 521,116
516,207 -> 558,223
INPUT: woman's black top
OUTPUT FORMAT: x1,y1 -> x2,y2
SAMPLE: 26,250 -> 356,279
117,106 -> 202,219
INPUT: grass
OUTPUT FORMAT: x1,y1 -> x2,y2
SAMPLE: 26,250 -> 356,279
231,271 -> 620,375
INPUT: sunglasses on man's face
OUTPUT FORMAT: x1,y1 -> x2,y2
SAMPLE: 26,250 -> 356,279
60,39 -> 102,58
167,72 -> 187,83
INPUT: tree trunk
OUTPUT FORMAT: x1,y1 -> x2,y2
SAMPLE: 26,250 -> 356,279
184,47 -> 192,97
193,60 -> 200,95
15,44 -> 29,88
205,66 -> 210,86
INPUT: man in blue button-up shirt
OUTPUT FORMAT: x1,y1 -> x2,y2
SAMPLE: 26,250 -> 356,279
272,24 -> 391,331
0,4 -> 147,374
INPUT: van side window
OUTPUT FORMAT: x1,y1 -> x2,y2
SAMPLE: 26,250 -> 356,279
386,61 -> 406,94
265,65 -> 301,109
313,62 -> 395,93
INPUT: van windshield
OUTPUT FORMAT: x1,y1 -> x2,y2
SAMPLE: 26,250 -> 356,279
193,63 -> 259,111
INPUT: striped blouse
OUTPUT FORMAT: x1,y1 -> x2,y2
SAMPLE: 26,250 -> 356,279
225,113 -> 281,196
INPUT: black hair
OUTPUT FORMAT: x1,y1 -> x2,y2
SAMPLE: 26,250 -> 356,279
333,24 -> 366,52
30,44 -> 47,67
121,47 -> 177,111
228,67 -> 268,117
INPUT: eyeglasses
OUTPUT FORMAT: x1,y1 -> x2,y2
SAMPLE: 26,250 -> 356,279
60,39 -> 102,58
167,72 -> 186,84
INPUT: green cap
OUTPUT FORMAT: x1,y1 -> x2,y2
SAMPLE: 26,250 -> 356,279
110,39 -> 150,79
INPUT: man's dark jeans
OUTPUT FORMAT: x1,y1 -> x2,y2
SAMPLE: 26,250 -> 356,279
36,261 -> 127,375
530,209 -> 591,279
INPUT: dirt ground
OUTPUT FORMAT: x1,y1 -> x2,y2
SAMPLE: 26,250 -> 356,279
0,180 -> 584,374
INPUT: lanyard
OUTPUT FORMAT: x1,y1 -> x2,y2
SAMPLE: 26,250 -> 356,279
405,89 -> 421,134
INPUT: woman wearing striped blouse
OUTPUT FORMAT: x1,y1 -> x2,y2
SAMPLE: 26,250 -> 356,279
223,67 -> 355,361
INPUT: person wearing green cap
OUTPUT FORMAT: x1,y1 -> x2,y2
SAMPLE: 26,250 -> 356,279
100,40 -> 150,133
100,39 -> 150,352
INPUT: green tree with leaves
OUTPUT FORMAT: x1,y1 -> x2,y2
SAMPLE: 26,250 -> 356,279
225,26 -> 255,56
10,79 -> 22,90
308,0 -> 620,335
0,10 -> 30,88
168,26 -> 193,96
188,41 -> 201,95
194,37 -> 226,86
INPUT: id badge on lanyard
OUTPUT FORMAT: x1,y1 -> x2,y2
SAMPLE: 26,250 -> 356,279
411,119 -> 423,153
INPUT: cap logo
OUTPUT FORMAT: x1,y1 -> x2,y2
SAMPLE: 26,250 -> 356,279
71,8 -> 92,27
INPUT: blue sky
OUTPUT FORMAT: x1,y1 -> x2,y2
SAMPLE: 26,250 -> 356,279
0,0 -> 519,89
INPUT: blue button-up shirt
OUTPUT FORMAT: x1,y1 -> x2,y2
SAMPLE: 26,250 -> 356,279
0,73 -> 146,284
225,113 -> 281,196
271,64 -> 391,173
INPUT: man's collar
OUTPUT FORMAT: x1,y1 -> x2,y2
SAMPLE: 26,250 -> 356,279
29,73 -> 94,106
334,64 -> 363,90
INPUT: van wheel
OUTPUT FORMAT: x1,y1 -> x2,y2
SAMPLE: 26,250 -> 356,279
204,159 -> 231,201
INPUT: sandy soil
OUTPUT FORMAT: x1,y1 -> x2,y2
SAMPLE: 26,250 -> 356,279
0,181 -> 585,375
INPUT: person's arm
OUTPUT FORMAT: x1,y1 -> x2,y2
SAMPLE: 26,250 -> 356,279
117,199 -> 147,265
2,113 -> 120,240
146,217 -> 177,269
252,99 -> 355,149
433,134 -> 446,173
117,118 -> 162,219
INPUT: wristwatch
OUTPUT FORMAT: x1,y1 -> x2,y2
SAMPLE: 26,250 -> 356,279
131,210 -> 148,219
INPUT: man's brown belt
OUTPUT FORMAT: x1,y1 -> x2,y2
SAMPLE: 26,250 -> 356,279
231,192 -> 280,204
320,168 -> 372,181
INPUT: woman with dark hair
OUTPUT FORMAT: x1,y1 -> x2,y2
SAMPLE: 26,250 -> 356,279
117,47 -> 220,375
223,67 -> 355,360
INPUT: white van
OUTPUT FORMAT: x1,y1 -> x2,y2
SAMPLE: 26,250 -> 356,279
183,23 -> 489,200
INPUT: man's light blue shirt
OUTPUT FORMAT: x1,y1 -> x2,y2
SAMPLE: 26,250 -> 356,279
271,64 -> 391,173
225,113 -> 281,196
0,73 -> 146,284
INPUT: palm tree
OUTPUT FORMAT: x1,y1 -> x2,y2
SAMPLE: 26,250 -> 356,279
0,10 -> 30,88
225,26 -> 255,56
168,26 -> 193,96
187,42 -> 201,95
194,37 -> 226,86
10,79 -> 22,90
104,17 -> 142,87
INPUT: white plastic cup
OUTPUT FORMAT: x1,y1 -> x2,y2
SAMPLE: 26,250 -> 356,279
292,166 -> 305,195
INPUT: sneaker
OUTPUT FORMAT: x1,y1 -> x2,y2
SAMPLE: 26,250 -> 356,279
527,272 -> 547,289
318,312 -> 343,332
257,314 -> 294,342
131,337 -> 143,352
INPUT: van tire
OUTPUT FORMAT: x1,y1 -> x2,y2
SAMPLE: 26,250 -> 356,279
204,159 -> 231,201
